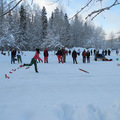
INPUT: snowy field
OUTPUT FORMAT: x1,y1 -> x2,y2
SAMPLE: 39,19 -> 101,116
0,49 -> 120,120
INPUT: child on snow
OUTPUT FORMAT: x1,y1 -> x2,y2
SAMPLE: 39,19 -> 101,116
23,48 -> 43,73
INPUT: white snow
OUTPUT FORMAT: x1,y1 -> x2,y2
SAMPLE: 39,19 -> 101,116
0,49 -> 120,120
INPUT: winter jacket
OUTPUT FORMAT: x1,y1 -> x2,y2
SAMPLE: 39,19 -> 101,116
11,49 -> 16,57
82,51 -> 86,57
44,50 -> 48,57
72,50 -> 77,58
16,51 -> 22,56
57,50 -> 63,56
86,51 -> 90,58
62,49 -> 66,55
34,51 -> 42,62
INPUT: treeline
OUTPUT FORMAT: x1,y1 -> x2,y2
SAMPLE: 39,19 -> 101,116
0,1 -> 106,51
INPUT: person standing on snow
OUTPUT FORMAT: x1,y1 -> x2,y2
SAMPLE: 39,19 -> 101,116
56,48 -> 63,63
86,50 -> 90,63
23,48 -> 43,73
62,47 -> 67,63
72,49 -> 78,64
108,49 -> 111,56
82,49 -> 86,63
116,49 -> 119,55
16,50 -> 22,63
43,48 -> 49,63
11,48 -> 16,64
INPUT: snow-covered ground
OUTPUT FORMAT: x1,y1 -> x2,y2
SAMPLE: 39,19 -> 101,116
0,49 -> 120,120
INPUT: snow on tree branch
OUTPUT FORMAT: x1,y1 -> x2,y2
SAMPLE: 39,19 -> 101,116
0,0 -> 22,17
68,0 -> 120,20
85,0 -> 120,20
0,0 -> 120,20
69,0 -> 93,20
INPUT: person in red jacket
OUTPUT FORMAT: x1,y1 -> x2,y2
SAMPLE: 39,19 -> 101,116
23,48 -> 43,73
82,49 -> 86,63
43,48 -> 49,63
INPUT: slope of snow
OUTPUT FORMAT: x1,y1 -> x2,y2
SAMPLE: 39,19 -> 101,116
0,50 -> 120,120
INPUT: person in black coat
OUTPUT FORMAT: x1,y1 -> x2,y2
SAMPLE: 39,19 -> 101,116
86,50 -> 90,63
108,49 -> 111,56
11,48 -> 16,64
72,49 -> 78,64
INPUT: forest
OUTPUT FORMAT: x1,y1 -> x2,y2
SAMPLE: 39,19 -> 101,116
0,0 -> 114,51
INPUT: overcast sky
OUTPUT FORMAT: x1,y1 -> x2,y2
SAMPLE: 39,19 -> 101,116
32,0 -> 120,39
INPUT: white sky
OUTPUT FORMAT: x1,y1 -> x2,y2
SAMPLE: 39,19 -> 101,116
31,0 -> 120,39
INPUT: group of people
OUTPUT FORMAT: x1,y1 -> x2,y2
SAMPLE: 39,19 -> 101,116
56,48 -> 91,64
1,47 -> 118,73
10,48 -> 49,73
11,48 -> 23,64
72,49 -> 90,64
56,47 -> 68,63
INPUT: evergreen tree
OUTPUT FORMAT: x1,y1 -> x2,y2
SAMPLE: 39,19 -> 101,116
41,6 -> 48,42
19,5 -> 28,50
62,13 -> 71,47
28,4 -> 42,50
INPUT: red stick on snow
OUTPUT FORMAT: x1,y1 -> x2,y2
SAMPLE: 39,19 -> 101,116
117,64 -> 120,66
79,68 -> 89,74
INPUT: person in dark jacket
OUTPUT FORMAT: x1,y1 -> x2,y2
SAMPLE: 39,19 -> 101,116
82,49 -> 86,63
108,49 -> 111,56
86,50 -> 90,63
72,49 -> 78,64
11,48 -> 16,64
68,50 -> 71,55
91,49 -> 93,56
43,48 -> 49,63
105,50 -> 107,56
56,48 -> 63,63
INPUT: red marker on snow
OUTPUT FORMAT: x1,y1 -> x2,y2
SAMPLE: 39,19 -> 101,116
5,74 -> 10,79
5,74 -> 8,78
79,68 -> 89,74
19,65 -> 23,68
117,64 -> 120,66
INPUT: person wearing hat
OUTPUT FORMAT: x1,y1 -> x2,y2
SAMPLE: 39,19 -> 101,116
43,48 -> 49,63
23,48 -> 43,73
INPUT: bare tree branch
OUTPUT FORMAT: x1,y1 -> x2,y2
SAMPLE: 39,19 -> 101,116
68,0 -> 93,20
86,0 -> 120,20
0,0 -> 22,17
0,0 -> 120,21
46,0 -> 60,5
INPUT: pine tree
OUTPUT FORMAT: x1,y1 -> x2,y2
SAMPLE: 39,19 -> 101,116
62,13 -> 71,47
19,5 -> 28,50
41,6 -> 48,42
